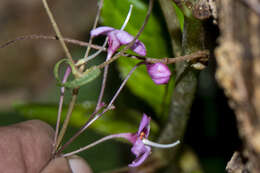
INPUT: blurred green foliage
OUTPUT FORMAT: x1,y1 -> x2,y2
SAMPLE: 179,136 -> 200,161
172,2 -> 184,32
14,102 -> 158,135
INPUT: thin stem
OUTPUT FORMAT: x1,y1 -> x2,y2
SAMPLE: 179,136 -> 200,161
55,90 -> 78,150
0,35 -> 209,65
96,62 -> 109,110
95,4 -> 134,111
84,0 -> 104,59
75,0 -> 107,68
57,62 -> 142,154
80,62 -> 143,131
124,50 -> 209,64
107,62 -> 143,108
62,133 -> 132,157
53,66 -> 71,153
56,103 -> 106,155
0,34 -> 105,50
76,38 -> 108,66
51,0 -> 106,149
42,0 -> 75,65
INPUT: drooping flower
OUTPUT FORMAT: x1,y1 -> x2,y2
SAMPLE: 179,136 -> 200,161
124,114 -> 180,167
146,62 -> 171,85
63,114 -> 179,168
90,26 -> 146,59
127,113 -> 152,167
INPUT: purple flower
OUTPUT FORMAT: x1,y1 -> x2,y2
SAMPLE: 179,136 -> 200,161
127,113 -> 151,167
146,62 -> 171,85
62,114 -> 179,168
124,114 -> 180,167
91,26 -> 146,59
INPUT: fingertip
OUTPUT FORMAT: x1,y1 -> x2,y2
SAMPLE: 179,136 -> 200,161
67,155 -> 93,173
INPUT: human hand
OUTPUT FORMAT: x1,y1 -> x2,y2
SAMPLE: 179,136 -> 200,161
0,120 -> 92,173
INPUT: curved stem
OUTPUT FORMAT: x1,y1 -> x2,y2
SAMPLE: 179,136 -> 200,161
62,133 -> 132,157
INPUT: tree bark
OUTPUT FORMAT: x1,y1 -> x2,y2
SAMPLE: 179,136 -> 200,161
215,0 -> 260,172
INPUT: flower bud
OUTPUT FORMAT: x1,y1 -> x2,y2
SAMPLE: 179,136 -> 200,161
146,63 -> 171,85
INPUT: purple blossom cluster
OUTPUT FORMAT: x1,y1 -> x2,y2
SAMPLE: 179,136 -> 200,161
91,26 -> 171,85
60,26 -> 179,167
66,26 -> 178,167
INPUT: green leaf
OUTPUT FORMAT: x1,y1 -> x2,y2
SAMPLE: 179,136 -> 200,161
14,102 -> 158,136
54,59 -> 76,83
63,67 -> 101,88
172,2 -> 184,32
101,0 -> 173,114
54,58 -> 101,88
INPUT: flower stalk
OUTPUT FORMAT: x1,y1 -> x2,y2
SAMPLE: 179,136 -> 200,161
53,66 -> 71,153
55,90 -> 78,150
57,62 -> 143,155
62,114 -> 180,167
95,4 -> 134,112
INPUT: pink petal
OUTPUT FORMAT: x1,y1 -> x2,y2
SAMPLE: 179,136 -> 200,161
128,145 -> 151,167
131,41 -> 146,56
131,139 -> 146,157
137,114 -> 150,138
115,30 -> 134,44
90,26 -> 115,37
106,31 -> 121,59
147,63 -> 171,85
151,77 -> 171,85
116,30 -> 146,56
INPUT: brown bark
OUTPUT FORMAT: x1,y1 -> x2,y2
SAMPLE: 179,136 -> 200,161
215,0 -> 260,172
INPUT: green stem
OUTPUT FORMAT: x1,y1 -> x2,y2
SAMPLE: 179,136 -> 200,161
55,90 -> 78,150
42,0 -> 75,65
